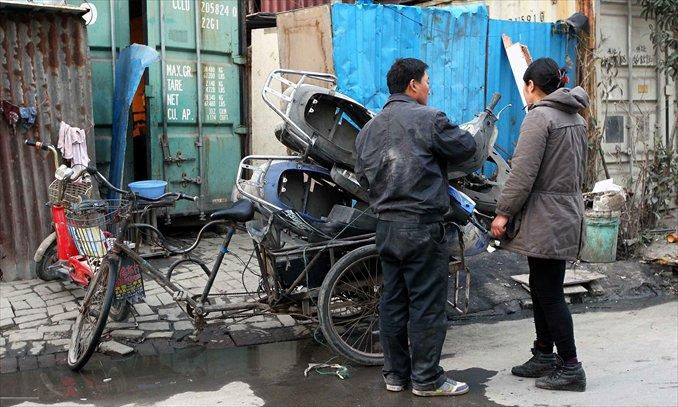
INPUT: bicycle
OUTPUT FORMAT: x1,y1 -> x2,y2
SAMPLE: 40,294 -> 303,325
24,139 -> 129,321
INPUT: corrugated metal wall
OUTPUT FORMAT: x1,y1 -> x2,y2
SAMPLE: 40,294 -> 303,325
330,2 -> 576,157
331,3 -> 489,123
486,19 -> 577,158
0,6 -> 94,281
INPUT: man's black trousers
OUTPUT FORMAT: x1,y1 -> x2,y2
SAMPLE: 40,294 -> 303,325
376,220 -> 449,391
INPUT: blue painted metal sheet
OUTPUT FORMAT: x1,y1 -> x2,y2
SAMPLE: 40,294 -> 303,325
109,44 -> 159,196
486,20 -> 577,158
331,2 -> 489,124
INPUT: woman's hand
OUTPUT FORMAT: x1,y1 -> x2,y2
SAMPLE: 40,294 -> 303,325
491,215 -> 510,238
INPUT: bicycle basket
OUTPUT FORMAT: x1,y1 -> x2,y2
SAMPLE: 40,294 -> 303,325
65,199 -> 132,259
49,179 -> 93,207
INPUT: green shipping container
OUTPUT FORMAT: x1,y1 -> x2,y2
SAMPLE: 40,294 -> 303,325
79,0 -> 245,217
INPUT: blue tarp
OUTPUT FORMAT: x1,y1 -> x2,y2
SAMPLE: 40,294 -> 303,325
330,3 -> 577,158
486,20 -> 577,159
108,44 -> 159,197
331,2 -> 489,124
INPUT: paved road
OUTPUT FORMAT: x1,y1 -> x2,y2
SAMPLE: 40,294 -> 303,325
1,299 -> 675,406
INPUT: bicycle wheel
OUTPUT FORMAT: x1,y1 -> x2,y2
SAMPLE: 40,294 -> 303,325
109,299 -> 130,322
36,240 -> 60,281
68,257 -> 116,371
318,244 -> 383,366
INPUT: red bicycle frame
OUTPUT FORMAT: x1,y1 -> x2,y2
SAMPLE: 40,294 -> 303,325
52,204 -> 93,286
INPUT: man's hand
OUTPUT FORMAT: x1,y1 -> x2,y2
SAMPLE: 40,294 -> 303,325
491,215 -> 510,238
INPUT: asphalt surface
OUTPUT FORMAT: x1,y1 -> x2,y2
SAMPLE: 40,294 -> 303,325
0,297 -> 676,407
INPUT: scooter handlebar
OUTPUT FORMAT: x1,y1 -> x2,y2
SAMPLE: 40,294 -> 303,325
487,93 -> 501,112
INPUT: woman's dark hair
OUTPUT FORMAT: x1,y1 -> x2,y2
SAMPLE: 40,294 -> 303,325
387,58 -> 428,94
523,57 -> 569,95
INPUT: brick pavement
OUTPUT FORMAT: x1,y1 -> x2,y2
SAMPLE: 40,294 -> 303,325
0,233 -> 311,374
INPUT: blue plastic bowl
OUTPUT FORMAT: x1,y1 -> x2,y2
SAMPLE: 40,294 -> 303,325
128,180 -> 168,199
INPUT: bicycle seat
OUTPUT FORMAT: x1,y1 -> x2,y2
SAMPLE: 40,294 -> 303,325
210,199 -> 255,222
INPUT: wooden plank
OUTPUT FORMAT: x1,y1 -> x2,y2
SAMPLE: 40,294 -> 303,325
511,274 -> 530,286
276,4 -> 334,87
588,280 -> 606,296
517,281 -> 589,295
564,270 -> 606,285
511,270 -> 606,288
564,285 -> 589,295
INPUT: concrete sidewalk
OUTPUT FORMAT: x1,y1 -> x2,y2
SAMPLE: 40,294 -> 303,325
441,300 -> 678,406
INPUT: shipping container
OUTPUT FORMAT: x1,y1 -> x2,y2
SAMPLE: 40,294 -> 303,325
0,1 -> 95,280
595,0 -> 676,186
78,0 -> 246,218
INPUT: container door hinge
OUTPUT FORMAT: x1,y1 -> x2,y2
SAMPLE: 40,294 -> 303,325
235,126 -> 248,135
195,139 -> 203,147
164,151 -> 194,164
171,173 -> 202,188
233,55 -> 247,65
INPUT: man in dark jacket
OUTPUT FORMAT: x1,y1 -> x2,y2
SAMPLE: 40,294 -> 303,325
355,58 -> 476,397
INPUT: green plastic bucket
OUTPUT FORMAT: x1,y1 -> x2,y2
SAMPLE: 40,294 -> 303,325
580,211 -> 620,263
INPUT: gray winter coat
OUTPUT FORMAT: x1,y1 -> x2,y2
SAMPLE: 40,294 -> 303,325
496,86 -> 590,261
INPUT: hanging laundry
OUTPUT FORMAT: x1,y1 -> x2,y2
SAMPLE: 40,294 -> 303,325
0,100 -> 20,128
19,106 -> 37,129
58,121 -> 90,167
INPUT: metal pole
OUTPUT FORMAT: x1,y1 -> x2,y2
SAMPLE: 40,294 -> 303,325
159,0 -> 171,174
627,0 -> 634,178
109,0 -> 116,91
193,0 -> 205,218
654,25 -> 663,146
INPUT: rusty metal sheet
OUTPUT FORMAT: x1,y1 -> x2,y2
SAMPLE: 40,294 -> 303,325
276,3 -> 334,82
0,5 -> 94,280
259,0 -> 330,13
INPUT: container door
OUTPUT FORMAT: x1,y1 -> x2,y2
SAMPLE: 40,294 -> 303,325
597,0 -> 674,186
145,0 -> 243,217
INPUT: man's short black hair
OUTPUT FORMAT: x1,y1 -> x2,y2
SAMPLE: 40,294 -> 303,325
386,58 -> 428,94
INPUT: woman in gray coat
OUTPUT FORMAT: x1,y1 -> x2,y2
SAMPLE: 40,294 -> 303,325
491,58 -> 589,392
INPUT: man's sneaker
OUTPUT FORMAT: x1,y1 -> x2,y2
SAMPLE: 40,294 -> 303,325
511,348 -> 558,378
536,362 -> 586,392
386,383 -> 406,392
384,376 -> 408,392
412,378 -> 469,397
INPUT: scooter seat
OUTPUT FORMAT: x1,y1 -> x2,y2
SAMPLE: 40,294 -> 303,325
211,199 -> 255,223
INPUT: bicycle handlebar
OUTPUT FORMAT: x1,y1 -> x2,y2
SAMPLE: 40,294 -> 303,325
137,192 -> 199,203
24,139 -> 51,151
25,139 -> 60,169
83,166 -> 198,203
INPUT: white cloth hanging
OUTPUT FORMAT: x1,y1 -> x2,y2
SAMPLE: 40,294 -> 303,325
57,121 -> 90,167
